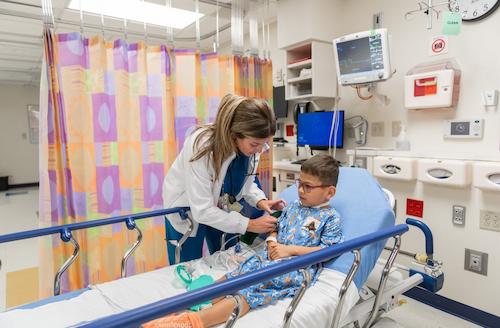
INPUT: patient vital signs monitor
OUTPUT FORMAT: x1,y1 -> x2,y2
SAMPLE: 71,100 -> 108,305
333,28 -> 391,85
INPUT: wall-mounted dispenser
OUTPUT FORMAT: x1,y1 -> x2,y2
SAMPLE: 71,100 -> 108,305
473,162 -> 500,192
417,159 -> 471,187
293,102 -> 310,123
373,157 -> 416,181
346,115 -> 368,145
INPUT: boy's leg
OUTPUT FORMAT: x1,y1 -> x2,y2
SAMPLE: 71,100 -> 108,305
142,294 -> 251,328
142,312 -> 203,328
166,220 -> 205,265
198,295 -> 251,328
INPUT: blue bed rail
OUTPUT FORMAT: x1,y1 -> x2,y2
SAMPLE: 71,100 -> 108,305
0,206 -> 190,295
76,224 -> 409,328
405,218 -> 444,293
406,218 -> 434,260
0,207 -> 190,244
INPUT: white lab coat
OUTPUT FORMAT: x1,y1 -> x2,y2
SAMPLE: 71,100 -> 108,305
162,128 -> 267,236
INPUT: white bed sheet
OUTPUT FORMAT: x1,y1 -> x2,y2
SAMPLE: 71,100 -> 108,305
0,289 -> 120,327
0,245 -> 359,328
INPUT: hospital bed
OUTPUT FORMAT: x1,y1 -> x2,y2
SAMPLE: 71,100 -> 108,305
0,168 -> 444,327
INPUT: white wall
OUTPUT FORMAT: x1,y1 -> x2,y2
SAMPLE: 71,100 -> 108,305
277,0 -> 345,48
0,187 -> 40,310
329,0 -> 500,162
0,84 -> 40,185
277,0 -> 500,317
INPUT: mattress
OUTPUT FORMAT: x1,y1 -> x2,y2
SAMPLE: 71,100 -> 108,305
0,243 -> 358,328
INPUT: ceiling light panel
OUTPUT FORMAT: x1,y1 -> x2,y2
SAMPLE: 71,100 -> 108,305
68,0 -> 204,29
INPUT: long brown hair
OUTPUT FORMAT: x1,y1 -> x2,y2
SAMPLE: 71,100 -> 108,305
190,94 -> 276,180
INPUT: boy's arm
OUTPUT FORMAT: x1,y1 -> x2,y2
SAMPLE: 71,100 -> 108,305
320,211 -> 343,247
288,245 -> 322,256
266,207 -> 287,245
266,231 -> 278,241
268,243 -> 322,259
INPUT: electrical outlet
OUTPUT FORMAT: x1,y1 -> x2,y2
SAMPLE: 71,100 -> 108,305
452,205 -> 466,226
464,249 -> 488,275
479,210 -> 500,232
371,122 -> 385,137
470,254 -> 482,271
392,121 -> 402,137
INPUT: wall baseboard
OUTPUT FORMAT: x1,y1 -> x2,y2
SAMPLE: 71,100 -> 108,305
8,182 -> 39,189
404,287 -> 500,328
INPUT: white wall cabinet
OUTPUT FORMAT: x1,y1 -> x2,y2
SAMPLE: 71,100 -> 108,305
284,40 -> 336,100
272,161 -> 302,198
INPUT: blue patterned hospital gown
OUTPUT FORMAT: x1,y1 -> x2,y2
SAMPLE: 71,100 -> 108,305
227,200 -> 343,309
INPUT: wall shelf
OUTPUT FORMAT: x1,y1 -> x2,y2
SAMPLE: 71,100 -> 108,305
284,40 -> 336,100
286,94 -> 338,101
287,59 -> 312,70
287,76 -> 312,84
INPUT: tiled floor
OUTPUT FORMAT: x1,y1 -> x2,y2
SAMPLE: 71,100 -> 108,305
381,297 -> 481,328
0,187 -> 40,310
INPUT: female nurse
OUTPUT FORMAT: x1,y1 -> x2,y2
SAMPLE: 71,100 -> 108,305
163,94 -> 285,264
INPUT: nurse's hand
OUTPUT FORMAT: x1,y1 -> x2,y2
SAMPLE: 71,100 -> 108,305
257,199 -> 286,214
247,215 -> 278,233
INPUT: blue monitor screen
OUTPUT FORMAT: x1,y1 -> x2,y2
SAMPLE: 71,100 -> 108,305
297,111 -> 344,149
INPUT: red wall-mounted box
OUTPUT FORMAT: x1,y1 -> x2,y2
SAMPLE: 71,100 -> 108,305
406,198 -> 424,218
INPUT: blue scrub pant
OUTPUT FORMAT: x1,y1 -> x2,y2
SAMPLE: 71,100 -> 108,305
165,199 -> 264,265
165,220 -> 238,265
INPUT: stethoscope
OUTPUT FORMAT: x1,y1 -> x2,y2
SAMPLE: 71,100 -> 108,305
244,143 -> 270,181
246,154 -> 259,178
221,141 -> 269,206
224,153 -> 259,202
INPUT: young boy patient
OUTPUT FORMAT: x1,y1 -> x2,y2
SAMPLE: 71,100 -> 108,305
144,155 -> 343,328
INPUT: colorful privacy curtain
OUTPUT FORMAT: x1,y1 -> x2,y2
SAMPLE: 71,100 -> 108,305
39,30 -> 273,297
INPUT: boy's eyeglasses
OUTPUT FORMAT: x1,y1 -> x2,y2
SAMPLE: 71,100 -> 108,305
295,179 -> 331,193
